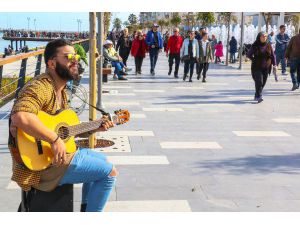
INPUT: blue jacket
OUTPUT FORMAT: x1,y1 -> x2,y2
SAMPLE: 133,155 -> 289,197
146,30 -> 163,49
275,33 -> 290,53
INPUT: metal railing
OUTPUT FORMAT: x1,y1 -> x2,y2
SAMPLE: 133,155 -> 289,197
0,39 -> 89,107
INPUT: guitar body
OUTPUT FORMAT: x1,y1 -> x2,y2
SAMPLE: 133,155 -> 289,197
17,109 -> 80,171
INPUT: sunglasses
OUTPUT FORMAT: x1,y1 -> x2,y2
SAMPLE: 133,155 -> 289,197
62,53 -> 81,62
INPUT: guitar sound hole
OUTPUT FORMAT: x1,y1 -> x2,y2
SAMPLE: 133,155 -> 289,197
57,126 -> 70,140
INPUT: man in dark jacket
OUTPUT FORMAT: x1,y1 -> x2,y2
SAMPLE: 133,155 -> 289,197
229,36 -> 238,63
146,23 -> 163,75
116,28 -> 132,67
286,29 -> 300,90
276,25 -> 290,75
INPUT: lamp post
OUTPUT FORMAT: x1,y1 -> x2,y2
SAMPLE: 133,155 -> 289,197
27,17 -> 30,31
33,19 -> 36,32
238,12 -> 245,70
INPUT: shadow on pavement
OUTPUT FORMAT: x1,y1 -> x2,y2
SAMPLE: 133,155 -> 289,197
192,153 -> 300,175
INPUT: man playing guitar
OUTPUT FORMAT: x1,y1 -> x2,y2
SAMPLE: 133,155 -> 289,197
8,39 -> 117,212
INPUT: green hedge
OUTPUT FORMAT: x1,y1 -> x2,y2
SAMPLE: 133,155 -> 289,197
0,76 -> 32,107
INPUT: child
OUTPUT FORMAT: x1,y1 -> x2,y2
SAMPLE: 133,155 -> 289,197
214,41 -> 223,64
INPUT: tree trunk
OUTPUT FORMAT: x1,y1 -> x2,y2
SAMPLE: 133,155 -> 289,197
226,18 -> 230,66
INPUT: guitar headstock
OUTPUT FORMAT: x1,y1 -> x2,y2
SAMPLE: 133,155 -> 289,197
111,109 -> 130,125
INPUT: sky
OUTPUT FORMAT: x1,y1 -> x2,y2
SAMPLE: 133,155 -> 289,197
0,12 -> 134,32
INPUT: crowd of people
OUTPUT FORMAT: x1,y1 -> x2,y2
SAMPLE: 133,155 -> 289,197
3,29 -> 89,40
103,24 -> 299,103
104,24 -> 227,82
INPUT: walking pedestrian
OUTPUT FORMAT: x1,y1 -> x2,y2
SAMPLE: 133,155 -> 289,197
210,34 -> 218,61
285,29 -> 300,91
197,32 -> 213,82
180,31 -> 199,82
166,27 -> 183,78
131,30 -> 148,75
247,32 -> 277,103
214,41 -> 223,63
146,23 -> 163,75
229,36 -> 238,63
116,28 -> 132,67
275,25 -> 290,76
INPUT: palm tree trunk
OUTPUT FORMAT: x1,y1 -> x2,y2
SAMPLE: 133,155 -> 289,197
226,19 -> 230,66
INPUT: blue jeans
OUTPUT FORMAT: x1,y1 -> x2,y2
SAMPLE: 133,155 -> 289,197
290,57 -> 300,85
230,53 -> 236,63
276,51 -> 287,74
59,148 -> 116,212
149,48 -> 159,72
111,61 -> 125,78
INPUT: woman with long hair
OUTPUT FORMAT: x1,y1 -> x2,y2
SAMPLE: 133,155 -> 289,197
247,32 -> 277,103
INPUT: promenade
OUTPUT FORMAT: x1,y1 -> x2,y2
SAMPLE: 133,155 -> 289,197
1,54 -> 300,211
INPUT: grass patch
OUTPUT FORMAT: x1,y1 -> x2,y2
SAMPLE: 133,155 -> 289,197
0,76 -> 32,107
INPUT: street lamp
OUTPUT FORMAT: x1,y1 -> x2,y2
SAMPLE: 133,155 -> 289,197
34,19 -> 37,32
27,17 -> 30,31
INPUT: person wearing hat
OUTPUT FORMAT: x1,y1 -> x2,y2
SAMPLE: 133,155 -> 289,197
247,32 -> 277,103
103,40 -> 128,81
146,23 -> 163,75
166,27 -> 183,78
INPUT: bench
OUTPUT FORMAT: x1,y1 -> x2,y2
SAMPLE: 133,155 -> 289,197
102,67 -> 112,83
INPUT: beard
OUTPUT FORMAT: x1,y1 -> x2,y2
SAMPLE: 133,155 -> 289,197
55,61 -> 79,81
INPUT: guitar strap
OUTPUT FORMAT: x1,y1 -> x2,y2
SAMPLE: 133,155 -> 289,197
69,87 -> 110,117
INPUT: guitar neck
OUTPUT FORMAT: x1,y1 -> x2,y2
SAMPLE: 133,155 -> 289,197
68,120 -> 103,137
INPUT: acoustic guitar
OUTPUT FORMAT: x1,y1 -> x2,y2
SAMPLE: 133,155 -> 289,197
15,109 -> 130,171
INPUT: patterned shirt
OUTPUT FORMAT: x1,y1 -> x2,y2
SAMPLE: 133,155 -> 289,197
8,73 -> 75,192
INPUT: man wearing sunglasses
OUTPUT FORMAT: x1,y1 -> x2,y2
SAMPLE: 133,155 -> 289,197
166,28 -> 183,78
9,39 -> 117,212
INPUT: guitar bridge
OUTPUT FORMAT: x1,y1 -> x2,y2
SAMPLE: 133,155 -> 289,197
36,139 -> 43,155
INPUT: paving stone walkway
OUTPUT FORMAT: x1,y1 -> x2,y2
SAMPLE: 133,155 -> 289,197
1,54 -> 300,211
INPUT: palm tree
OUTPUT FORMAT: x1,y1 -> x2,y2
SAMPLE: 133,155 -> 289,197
158,19 -> 166,32
219,12 -> 237,66
170,13 -> 182,28
196,12 -> 216,27
113,17 -> 122,32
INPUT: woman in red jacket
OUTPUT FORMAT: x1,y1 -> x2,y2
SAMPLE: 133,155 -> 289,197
131,30 -> 148,75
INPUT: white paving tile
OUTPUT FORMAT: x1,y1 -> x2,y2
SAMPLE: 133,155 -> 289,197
107,155 -> 170,165
104,86 -> 132,89
202,83 -> 229,86
273,118 -> 300,123
6,181 -> 19,190
104,200 -> 191,212
195,103 -> 235,107
160,142 -> 222,149
238,80 -> 252,83
130,113 -> 146,119
233,131 -> 291,137
91,135 -> 131,153
98,131 -> 154,137
174,86 -> 204,90
104,101 -> 140,106
103,93 -> 136,96
228,96 -> 252,100
133,89 -> 165,93
143,107 -> 184,112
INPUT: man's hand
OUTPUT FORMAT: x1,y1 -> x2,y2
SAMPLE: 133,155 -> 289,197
51,137 -> 66,166
159,49 -> 162,53
151,45 -> 156,48
97,116 -> 114,132
166,53 -> 169,57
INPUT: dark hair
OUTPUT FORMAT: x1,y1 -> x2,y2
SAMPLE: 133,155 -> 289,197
202,32 -> 208,36
279,25 -> 286,29
44,39 -> 72,67
218,41 -> 222,44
